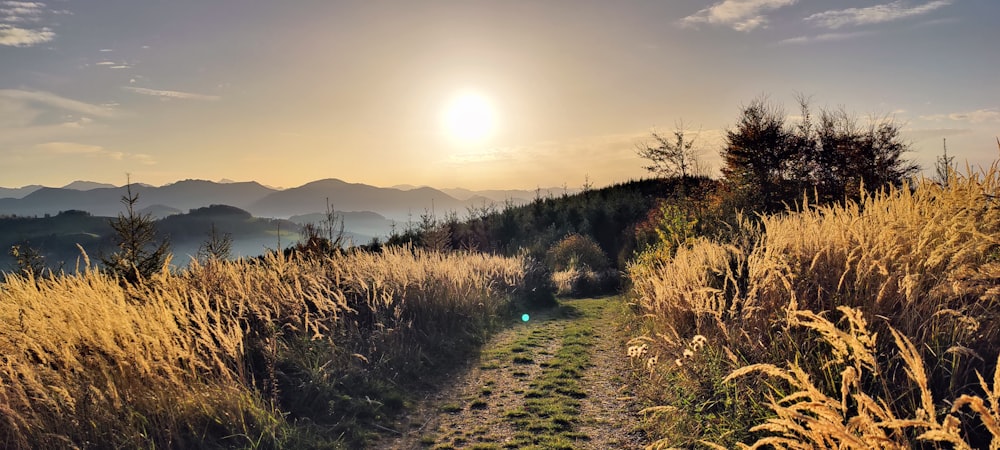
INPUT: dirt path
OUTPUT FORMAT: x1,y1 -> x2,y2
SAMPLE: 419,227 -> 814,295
379,297 -> 646,449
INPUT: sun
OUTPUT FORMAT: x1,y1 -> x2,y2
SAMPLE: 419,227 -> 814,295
442,90 -> 496,143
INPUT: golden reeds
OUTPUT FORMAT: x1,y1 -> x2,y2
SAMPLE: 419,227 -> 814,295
0,246 -> 525,448
630,164 -> 1000,447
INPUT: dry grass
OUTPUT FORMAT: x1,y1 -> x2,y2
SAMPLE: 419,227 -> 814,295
0,246 -> 527,449
628,165 -> 1000,447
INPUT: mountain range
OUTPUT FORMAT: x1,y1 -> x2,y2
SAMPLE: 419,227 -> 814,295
0,178 -> 582,222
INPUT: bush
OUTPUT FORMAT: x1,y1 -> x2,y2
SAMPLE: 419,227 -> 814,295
545,233 -> 610,272
518,256 -> 557,308
552,266 -> 620,298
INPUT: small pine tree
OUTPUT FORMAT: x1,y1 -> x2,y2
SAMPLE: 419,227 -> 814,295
197,223 -> 233,262
419,209 -> 451,252
935,138 -> 955,187
101,178 -> 170,284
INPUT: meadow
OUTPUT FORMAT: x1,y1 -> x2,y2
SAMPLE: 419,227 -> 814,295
0,247 -> 537,449
627,166 -> 1000,448
6,163 -> 1000,449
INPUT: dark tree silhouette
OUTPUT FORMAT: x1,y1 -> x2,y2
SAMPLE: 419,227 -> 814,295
721,95 -> 918,212
637,124 -> 703,181
197,223 -> 233,262
102,178 -> 170,283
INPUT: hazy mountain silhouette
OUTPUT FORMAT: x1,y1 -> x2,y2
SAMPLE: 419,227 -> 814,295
139,204 -> 183,219
0,177 -> 558,269
0,178 -> 541,223
0,185 -> 43,199
61,181 -> 118,191
0,180 -> 276,217
288,210 -> 395,240
0,205 -> 302,270
248,178 -> 471,220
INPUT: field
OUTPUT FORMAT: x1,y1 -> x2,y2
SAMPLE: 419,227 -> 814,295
627,166 -> 1000,448
5,166 -> 1000,449
0,247 -> 534,449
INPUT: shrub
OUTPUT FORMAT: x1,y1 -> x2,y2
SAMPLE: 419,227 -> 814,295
552,266 -> 620,298
518,256 -> 558,308
545,233 -> 610,272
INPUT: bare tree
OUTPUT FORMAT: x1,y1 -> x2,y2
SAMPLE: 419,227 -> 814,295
637,122 -> 703,180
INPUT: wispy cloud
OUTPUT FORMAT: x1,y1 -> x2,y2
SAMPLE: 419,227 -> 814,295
779,30 -> 876,45
123,86 -> 220,101
36,141 -> 156,165
0,89 -> 115,117
921,108 -> 1000,124
95,60 -> 132,69
680,0 -> 798,31
806,1 -> 952,29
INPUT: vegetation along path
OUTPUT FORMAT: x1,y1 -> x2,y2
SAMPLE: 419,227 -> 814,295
379,296 -> 646,449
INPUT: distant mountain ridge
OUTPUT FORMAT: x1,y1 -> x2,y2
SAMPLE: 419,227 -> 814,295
0,185 -> 44,199
0,178 -> 541,221
61,181 -> 117,191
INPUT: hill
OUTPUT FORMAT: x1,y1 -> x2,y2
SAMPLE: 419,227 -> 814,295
0,178 -> 539,222
0,205 -> 300,270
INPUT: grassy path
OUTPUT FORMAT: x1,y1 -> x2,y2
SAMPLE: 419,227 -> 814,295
380,296 -> 645,449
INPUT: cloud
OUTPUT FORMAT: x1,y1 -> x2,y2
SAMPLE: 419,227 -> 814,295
806,1 -> 952,29
0,2 -> 62,46
0,1 -> 45,18
123,86 -> 221,101
680,0 -> 798,31
779,30 -> 876,44
921,109 -> 1000,124
0,89 -> 116,117
95,60 -> 132,69
0,23 -> 53,46
36,141 -> 156,165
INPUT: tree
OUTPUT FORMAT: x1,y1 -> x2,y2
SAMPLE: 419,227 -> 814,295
9,242 -> 45,278
811,108 -> 917,202
637,123 -> 703,181
935,138 -> 955,187
102,178 -> 170,284
418,209 -> 451,252
197,223 -> 233,262
720,95 -> 918,213
294,199 -> 346,257
720,97 -> 797,212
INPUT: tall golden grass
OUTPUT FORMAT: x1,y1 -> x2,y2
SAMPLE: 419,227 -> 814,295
0,246 -> 526,449
629,165 -> 1000,448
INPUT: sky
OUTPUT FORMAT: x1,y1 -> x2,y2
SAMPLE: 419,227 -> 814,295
1,0 -> 998,190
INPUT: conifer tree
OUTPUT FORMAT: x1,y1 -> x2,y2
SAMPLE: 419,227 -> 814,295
102,178 -> 170,283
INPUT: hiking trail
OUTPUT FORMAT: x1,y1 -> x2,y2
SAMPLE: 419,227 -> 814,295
379,296 -> 646,449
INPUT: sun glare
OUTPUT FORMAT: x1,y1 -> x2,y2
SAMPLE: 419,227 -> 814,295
442,91 -> 496,143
